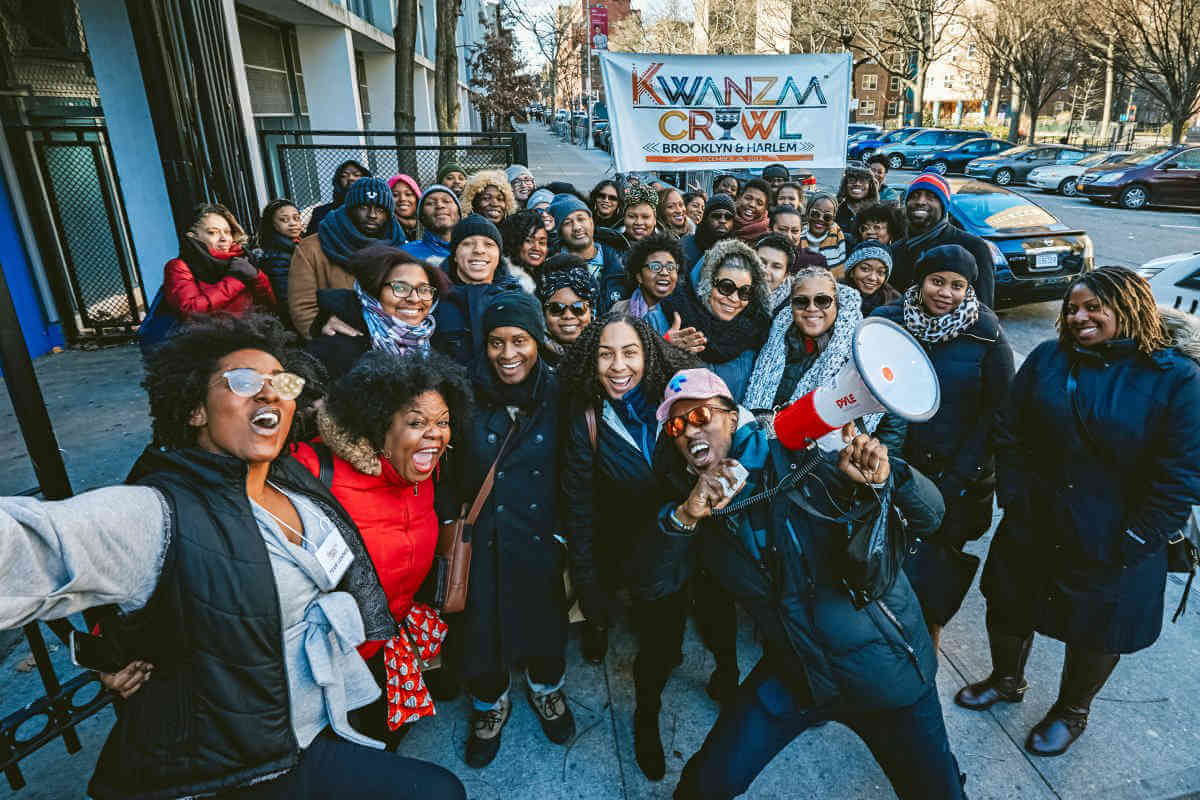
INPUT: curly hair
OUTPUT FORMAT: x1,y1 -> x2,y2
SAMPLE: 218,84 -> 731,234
349,245 -> 450,300
461,169 -> 517,219
753,232 -> 796,264
837,164 -> 881,205
625,231 -> 683,282
560,312 -> 700,408
740,178 -> 772,202
143,313 -> 302,449
1056,266 -> 1169,355
854,202 -> 907,243
500,210 -> 545,267
323,349 -> 473,451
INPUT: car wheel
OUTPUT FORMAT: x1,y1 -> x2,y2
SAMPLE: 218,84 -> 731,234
1059,178 -> 1079,197
930,160 -> 949,175
1119,184 -> 1148,210
860,148 -> 874,160
995,168 -> 1014,186
888,154 -> 904,170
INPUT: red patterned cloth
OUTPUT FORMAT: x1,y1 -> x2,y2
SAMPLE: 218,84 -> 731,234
384,603 -> 447,729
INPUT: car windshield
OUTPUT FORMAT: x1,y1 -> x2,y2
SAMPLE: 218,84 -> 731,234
1075,152 -> 1112,167
996,144 -> 1033,159
881,129 -> 916,143
953,185 -> 1059,231
1113,147 -> 1176,166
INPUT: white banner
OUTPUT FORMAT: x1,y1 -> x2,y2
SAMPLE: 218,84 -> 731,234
598,52 -> 851,174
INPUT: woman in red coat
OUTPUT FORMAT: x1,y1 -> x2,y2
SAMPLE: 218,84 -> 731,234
164,203 -> 276,316
291,349 -> 473,747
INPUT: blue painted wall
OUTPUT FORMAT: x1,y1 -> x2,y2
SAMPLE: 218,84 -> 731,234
0,171 -> 64,358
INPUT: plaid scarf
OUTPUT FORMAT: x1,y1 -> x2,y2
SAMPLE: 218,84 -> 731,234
355,281 -> 436,356
902,284 -> 980,344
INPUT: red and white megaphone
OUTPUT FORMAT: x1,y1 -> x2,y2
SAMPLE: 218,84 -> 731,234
773,317 -> 941,450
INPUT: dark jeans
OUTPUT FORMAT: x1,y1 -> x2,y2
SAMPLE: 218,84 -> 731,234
674,658 -> 965,800
219,728 -> 465,799
634,571 -> 738,711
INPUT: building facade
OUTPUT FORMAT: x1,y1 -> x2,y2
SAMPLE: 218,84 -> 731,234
0,0 -> 486,356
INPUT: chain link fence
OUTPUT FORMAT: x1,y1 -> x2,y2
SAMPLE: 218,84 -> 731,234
258,130 -> 525,221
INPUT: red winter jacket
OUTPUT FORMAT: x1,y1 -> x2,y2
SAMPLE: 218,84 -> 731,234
291,439 -> 438,660
163,255 -> 275,316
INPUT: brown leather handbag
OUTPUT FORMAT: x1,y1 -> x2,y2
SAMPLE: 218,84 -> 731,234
432,426 -> 514,613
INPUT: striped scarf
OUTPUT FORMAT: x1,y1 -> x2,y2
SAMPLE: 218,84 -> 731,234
355,281 -> 436,356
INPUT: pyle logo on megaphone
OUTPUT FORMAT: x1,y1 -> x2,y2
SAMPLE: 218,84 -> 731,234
774,318 -> 941,451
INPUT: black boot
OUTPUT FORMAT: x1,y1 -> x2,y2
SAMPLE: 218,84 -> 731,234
955,630 -> 1033,710
581,621 -> 609,665
633,705 -> 666,780
1026,648 -> 1120,757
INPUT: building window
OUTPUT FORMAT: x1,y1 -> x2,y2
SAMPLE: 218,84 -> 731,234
966,43 -> 976,57
859,99 -> 877,117
943,77 -> 954,89
355,50 -> 371,129
238,12 -> 307,124
889,75 -> 901,91
1054,100 -> 1065,113
886,100 -> 899,117
861,73 -> 878,91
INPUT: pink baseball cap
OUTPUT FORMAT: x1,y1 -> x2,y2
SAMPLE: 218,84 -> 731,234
656,368 -> 735,423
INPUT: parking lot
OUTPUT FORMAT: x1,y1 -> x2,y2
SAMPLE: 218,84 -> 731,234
890,168 -> 1200,356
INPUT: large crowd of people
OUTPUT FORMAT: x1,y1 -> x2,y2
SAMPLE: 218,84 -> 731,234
2,155 -> 1199,800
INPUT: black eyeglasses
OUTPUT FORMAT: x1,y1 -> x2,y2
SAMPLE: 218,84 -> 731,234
708,210 -> 734,222
545,300 -> 590,317
713,278 -> 753,302
644,260 -> 678,274
808,210 -> 835,223
791,293 -> 835,310
385,280 -> 438,301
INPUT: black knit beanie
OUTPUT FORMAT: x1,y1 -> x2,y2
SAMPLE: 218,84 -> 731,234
483,290 -> 546,340
449,213 -> 503,257
704,192 -> 736,218
914,244 -> 978,284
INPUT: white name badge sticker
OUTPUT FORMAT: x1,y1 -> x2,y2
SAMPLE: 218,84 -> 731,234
315,527 -> 354,585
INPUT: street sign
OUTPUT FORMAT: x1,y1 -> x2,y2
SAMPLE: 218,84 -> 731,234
598,52 -> 851,173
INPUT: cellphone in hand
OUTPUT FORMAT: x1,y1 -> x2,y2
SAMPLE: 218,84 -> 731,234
717,462 -> 750,498
70,630 -> 128,673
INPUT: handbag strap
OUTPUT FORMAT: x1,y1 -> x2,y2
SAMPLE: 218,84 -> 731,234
465,424 -> 516,525
585,406 -> 598,451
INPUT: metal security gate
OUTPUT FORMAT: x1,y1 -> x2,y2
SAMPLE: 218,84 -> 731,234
9,125 -> 145,339
258,129 -> 526,212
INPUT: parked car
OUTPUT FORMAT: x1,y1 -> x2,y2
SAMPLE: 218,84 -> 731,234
848,127 -> 926,161
849,123 -> 883,137
1139,250 -> 1200,314
942,177 -> 1094,308
914,138 -> 1015,175
1025,150 -> 1132,196
964,144 -> 1090,186
877,129 -> 987,169
1075,145 -> 1200,210
593,120 -> 610,150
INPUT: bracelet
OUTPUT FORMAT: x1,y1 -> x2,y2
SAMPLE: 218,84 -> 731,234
669,507 -> 697,532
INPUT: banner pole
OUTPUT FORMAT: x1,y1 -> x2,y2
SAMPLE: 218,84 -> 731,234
584,0 -> 592,150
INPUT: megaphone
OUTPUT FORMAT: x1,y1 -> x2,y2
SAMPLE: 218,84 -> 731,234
773,317 -> 941,450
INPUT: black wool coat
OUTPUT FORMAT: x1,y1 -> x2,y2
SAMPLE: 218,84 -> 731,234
981,338 -> 1200,653
440,364 -> 568,680
890,222 -> 995,309
304,288 -> 370,380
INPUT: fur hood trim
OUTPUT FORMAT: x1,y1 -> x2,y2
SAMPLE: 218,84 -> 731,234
1160,305 -> 1200,361
316,406 -> 381,476
503,256 -> 538,294
461,169 -> 517,218
695,237 -> 771,312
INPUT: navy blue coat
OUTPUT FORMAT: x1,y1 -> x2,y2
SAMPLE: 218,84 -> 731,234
981,338 -> 1200,653
652,423 -> 946,712
564,242 -> 629,316
872,303 -> 1014,515
431,269 -> 521,365
441,364 -> 568,680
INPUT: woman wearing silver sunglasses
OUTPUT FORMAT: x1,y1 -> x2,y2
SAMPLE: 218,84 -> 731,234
0,313 -> 465,800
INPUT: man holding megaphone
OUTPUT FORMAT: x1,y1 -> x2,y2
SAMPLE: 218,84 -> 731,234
651,363 -> 967,800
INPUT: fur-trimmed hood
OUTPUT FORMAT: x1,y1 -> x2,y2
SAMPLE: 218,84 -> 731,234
1160,305 -> 1200,361
693,237 -> 772,313
461,169 -> 517,219
315,405 -> 384,476
503,256 -> 538,294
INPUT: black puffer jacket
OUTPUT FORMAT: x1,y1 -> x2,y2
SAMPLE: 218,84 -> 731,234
982,329 -> 1200,654
90,447 -> 393,800
652,421 -> 945,711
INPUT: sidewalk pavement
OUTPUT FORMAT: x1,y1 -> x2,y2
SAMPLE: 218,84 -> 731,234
522,122 -> 615,195
3,124 -> 1200,800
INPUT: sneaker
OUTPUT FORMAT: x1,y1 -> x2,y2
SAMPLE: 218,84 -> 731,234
465,694 -> 511,768
529,687 -> 576,744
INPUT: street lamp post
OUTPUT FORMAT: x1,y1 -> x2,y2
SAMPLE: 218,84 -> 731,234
584,0 -> 591,149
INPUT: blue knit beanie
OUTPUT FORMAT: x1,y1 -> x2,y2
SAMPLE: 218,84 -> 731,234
548,194 -> 590,229
419,184 -> 462,213
844,240 -> 893,278
343,176 -> 394,213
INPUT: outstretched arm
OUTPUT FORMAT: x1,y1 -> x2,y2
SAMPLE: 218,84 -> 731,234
0,487 -> 169,629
